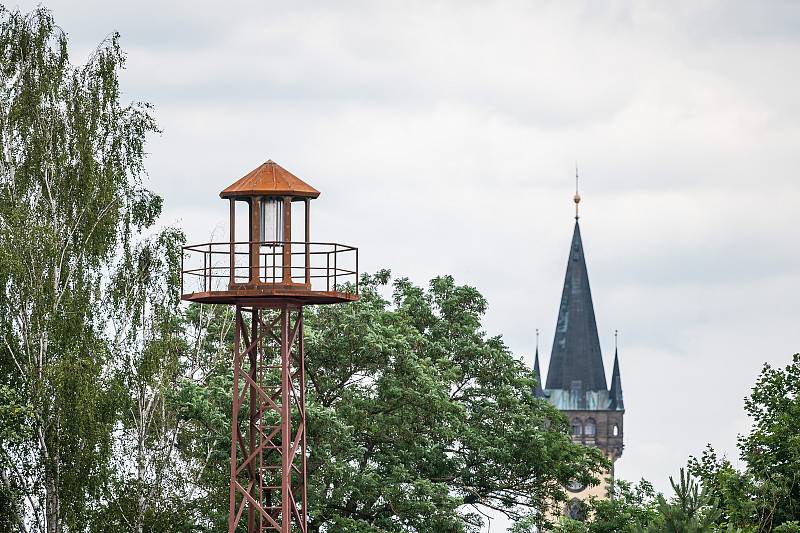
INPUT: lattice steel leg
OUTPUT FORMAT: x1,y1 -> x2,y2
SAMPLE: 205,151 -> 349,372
229,304 -> 308,533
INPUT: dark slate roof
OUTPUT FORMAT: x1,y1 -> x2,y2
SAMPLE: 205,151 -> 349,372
533,346 -> 546,398
545,221 -> 608,392
609,347 -> 624,410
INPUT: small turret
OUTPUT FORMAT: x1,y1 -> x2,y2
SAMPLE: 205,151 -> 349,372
609,332 -> 624,411
533,329 -> 546,399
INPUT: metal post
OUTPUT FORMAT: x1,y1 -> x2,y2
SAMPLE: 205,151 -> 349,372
281,307 -> 291,533
304,198 -> 310,287
228,307 -> 242,533
250,198 -> 261,284
249,308 -> 259,532
299,312 -> 308,528
230,199 -> 236,287
282,197 -> 292,283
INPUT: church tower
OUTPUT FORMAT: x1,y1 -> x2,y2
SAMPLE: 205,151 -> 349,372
534,184 -> 624,519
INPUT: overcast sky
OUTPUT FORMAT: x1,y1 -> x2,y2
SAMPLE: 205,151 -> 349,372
13,1 -> 800,530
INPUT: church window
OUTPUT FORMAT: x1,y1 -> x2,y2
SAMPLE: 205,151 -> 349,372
611,423 -> 619,437
571,418 -> 582,436
584,418 -> 596,437
567,480 -> 586,493
570,380 -> 583,408
566,498 -> 586,520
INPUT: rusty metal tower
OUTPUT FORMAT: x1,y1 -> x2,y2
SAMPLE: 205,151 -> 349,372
181,160 -> 358,533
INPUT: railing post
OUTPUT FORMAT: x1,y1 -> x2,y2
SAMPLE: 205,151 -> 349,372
203,248 -> 208,292
250,198 -> 261,284
326,252 -> 330,292
333,243 -> 338,292
229,199 -> 235,287
355,247 -> 359,295
180,247 -> 184,295
304,198 -> 310,287
282,196 -> 292,284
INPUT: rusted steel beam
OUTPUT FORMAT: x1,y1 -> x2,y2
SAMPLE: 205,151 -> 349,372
282,197 -> 292,284
249,199 -> 261,284
280,307 -> 291,533
229,307 -> 242,533
229,199 -> 236,287
304,199 -> 311,286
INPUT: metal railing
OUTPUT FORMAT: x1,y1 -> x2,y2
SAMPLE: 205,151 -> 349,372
181,241 -> 358,296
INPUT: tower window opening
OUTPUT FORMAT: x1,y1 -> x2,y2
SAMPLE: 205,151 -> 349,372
584,418 -> 596,437
612,423 -> 619,437
570,380 -> 583,409
571,418 -> 583,437
566,498 -> 586,520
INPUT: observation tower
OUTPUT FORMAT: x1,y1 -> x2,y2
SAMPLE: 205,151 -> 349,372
181,160 -> 358,533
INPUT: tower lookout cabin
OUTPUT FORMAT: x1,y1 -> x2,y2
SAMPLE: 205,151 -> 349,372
181,159 -> 358,304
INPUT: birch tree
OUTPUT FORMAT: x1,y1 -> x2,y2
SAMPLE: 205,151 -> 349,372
0,7 -> 160,531
103,230 -> 185,533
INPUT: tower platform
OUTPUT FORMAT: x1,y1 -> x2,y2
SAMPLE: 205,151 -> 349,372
181,240 -> 358,306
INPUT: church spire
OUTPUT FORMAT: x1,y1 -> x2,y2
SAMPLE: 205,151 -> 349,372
574,164 -> 581,220
545,193 -> 607,392
609,330 -> 624,410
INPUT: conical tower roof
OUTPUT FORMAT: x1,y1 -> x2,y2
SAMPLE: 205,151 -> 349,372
545,221 -> 608,392
220,160 -> 320,199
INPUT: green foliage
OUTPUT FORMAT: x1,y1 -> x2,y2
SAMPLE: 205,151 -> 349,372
688,446 -> 758,530
552,517 -> 590,533
741,354 -> 800,526
690,354 -> 800,532
589,479 -> 658,532
0,385 -> 29,528
302,272 -> 605,531
0,5 -> 159,530
646,469 -> 721,533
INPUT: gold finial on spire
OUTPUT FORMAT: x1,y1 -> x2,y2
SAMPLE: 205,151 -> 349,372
615,329 -> 618,350
536,328 -> 540,351
574,163 -> 581,220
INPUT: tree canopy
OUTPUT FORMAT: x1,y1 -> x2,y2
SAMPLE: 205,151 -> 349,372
154,272 -> 608,532
0,5 -> 159,532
